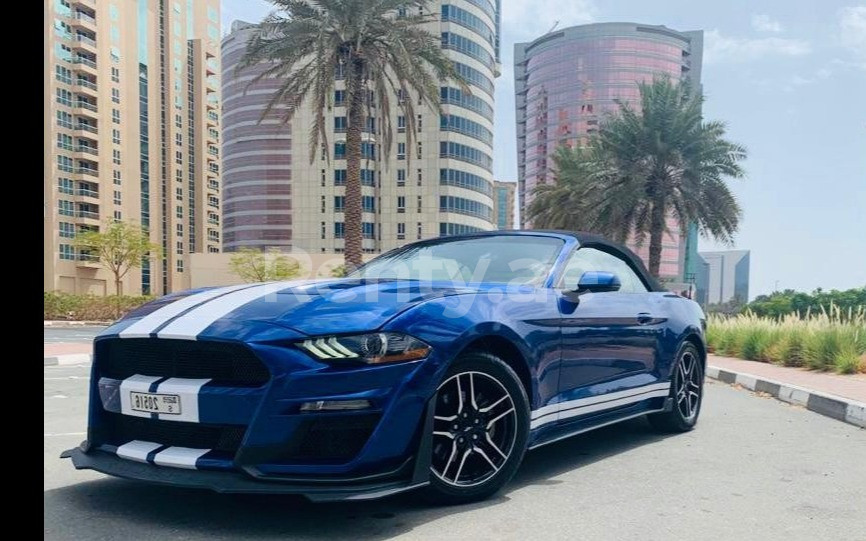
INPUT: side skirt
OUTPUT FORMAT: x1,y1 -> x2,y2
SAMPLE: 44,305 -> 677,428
527,400 -> 670,451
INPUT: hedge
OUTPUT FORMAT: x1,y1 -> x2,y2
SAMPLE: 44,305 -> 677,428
44,292 -> 154,321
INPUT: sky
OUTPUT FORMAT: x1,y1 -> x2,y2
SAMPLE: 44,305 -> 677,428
221,0 -> 866,299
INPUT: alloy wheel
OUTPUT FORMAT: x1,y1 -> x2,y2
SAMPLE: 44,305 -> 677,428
675,351 -> 702,421
430,371 -> 517,488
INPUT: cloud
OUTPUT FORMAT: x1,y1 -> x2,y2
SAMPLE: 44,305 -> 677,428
502,0 -> 598,44
751,14 -> 783,33
838,5 -> 866,68
704,29 -> 811,63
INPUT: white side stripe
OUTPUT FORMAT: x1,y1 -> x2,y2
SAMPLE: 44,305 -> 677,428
116,440 -> 162,463
530,382 -> 671,430
152,446 -> 210,469
119,375 -> 163,418
118,284 -> 253,338
155,377 -> 211,423
156,280 -> 316,340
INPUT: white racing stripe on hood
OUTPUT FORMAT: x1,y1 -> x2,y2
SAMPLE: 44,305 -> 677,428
156,280 -> 318,340
116,440 -> 162,463
118,284 -> 254,338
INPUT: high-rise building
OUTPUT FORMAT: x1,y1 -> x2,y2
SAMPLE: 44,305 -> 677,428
44,0 -> 222,296
695,250 -> 750,306
221,1 -> 501,254
514,23 -> 703,280
493,181 -> 516,229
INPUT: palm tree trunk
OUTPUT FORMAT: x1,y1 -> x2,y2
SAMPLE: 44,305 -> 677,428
648,202 -> 666,278
343,66 -> 365,270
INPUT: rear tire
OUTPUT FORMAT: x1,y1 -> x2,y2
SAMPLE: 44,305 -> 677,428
648,342 -> 704,433
422,351 -> 530,505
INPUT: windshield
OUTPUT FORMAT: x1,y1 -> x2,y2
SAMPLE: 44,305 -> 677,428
351,235 -> 565,286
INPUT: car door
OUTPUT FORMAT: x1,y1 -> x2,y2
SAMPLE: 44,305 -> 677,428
556,246 -> 663,400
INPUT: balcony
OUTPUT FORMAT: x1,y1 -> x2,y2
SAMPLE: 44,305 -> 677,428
74,145 -> 98,157
74,166 -> 99,178
73,34 -> 97,54
74,122 -> 98,135
76,252 -> 101,267
206,111 -> 219,126
76,187 -> 99,199
74,100 -> 97,112
72,11 -> 97,32
75,77 -> 98,96
71,56 -> 97,76
73,102 -> 98,120
76,208 -> 100,221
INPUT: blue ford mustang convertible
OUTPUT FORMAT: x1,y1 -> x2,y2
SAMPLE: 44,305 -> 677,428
64,231 -> 707,504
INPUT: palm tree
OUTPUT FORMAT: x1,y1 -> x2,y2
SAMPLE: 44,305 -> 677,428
529,77 -> 747,277
239,0 -> 466,269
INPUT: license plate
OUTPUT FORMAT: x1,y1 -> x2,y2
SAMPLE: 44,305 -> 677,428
129,391 -> 182,415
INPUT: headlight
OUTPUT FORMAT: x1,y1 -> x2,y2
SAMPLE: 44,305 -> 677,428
297,332 -> 431,364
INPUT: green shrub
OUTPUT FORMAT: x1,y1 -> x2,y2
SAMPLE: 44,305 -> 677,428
707,307 -> 866,374
44,292 -> 153,321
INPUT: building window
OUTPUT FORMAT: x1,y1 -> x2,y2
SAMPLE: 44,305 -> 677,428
112,129 -> 121,144
334,90 -> 345,105
334,196 -> 345,212
417,222 -> 423,240
111,67 -> 120,83
111,88 -> 120,104
417,195 -> 423,213
439,195 -> 493,220
208,229 -> 219,242
208,245 -> 219,253
57,155 -> 74,173
112,149 -> 121,165
362,222 -> 375,239
321,221 -> 326,240
112,109 -> 121,124
56,111 -> 73,129
58,199 -> 74,217
58,177 -> 74,195
175,169 -> 183,183
417,141 -> 422,159
176,205 -> 183,219
113,170 -> 121,185
55,65 -> 72,84
363,196 -> 375,212
176,187 -> 183,201
56,88 -> 73,106
176,259 -> 184,272
113,210 -> 122,221
59,244 -> 75,260
397,115 -> 406,133
397,223 -> 406,240
397,196 -> 406,213
176,223 -> 183,237
59,222 -> 75,239
321,195 -> 326,213
176,241 -> 184,255
397,169 -> 406,186
334,116 -> 347,132
334,222 -> 345,238
208,195 -> 219,208
417,168 -> 423,186
57,133 -> 73,151
175,150 -> 183,165
397,142 -> 406,160
175,132 -> 183,146
417,114 -> 423,130
113,190 -> 122,205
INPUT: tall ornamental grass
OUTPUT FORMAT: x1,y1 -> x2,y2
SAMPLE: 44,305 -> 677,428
707,306 -> 866,374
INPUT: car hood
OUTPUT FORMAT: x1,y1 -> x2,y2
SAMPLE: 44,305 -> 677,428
109,279 -> 484,340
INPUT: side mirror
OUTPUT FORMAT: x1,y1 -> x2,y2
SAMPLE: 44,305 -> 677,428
576,271 -> 621,293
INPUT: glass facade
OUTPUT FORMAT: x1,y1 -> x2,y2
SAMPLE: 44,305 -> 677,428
515,23 -> 703,279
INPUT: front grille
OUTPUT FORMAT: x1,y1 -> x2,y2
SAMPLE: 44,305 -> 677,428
99,412 -> 245,454
281,413 -> 381,462
95,338 -> 270,387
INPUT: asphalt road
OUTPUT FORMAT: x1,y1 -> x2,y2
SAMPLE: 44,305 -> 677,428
43,326 -> 106,344
44,363 -> 866,541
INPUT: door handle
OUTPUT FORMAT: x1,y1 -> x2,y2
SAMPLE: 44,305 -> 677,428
637,313 -> 654,325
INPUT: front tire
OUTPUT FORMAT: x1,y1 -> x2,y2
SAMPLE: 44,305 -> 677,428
648,342 -> 704,433
423,351 -> 530,505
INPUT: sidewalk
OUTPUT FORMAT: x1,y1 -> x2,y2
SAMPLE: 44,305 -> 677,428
708,354 -> 866,428
44,342 -> 92,366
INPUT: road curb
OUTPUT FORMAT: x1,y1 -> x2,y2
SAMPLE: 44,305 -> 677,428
44,321 -> 111,327
707,365 -> 865,429
44,354 -> 92,367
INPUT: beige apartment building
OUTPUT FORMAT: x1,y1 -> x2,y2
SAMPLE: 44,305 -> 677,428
221,0 -> 502,255
44,0 -> 222,296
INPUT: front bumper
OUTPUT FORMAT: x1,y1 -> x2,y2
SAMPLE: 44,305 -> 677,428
62,445 -> 429,502
63,391 -> 437,502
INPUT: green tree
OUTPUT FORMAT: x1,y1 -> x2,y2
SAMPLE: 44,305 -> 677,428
229,248 -> 301,282
74,220 -> 161,297
529,77 -> 747,277
239,0 -> 466,270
